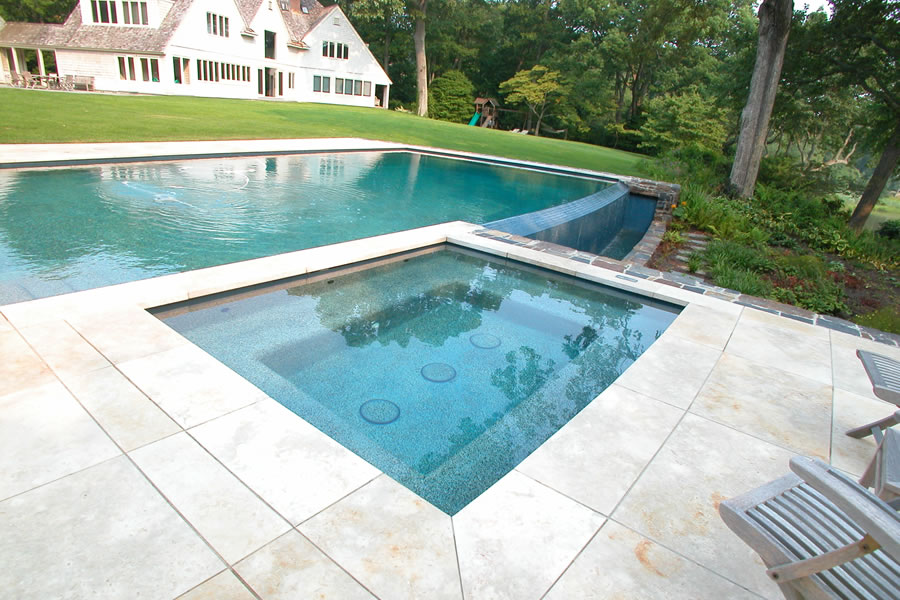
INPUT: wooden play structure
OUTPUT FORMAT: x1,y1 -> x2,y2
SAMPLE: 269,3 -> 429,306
469,97 -> 500,128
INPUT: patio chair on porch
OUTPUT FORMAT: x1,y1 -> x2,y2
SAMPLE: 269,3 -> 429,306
60,74 -> 75,91
846,350 -> 900,441
21,72 -> 38,88
719,456 -> 899,600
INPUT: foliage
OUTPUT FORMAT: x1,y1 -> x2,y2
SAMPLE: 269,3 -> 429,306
855,306 -> 900,335
661,230 -> 686,245
499,65 -> 567,136
877,219 -> 900,240
638,91 -> 730,155
429,70 -> 475,124
0,0 -> 75,22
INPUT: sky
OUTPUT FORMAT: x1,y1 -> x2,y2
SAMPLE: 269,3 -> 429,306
798,0 -> 832,15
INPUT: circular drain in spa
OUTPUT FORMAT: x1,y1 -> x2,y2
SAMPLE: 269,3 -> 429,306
421,362 -> 457,383
470,333 -> 501,349
359,399 -> 401,425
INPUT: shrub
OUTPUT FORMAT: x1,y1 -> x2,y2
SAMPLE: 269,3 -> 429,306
429,71 -> 475,123
708,264 -> 773,297
703,239 -> 775,273
877,219 -> 900,240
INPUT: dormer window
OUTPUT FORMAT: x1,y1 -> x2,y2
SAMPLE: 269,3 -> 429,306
322,41 -> 349,59
301,5 -> 309,13
90,0 -> 118,24
207,12 -> 229,37
333,17 -> 339,25
122,2 -> 149,25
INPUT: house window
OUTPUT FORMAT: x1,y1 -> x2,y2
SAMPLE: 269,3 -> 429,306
91,0 -> 118,24
344,78 -> 353,94
354,79 -> 362,95
122,2 -> 148,25
207,12 -> 229,37
264,31 -> 276,59
288,72 -> 294,89
323,42 -> 349,60
140,58 -> 150,81
322,76 -> 330,93
127,56 -> 135,80
335,77 -> 343,94
118,57 -> 127,80
258,69 -> 264,95
278,71 -> 283,95
173,57 -> 190,84
313,75 -> 322,92
363,81 -> 371,96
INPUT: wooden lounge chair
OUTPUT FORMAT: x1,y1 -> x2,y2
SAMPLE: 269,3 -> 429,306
719,456 -> 899,600
860,427 -> 900,506
847,350 -> 900,441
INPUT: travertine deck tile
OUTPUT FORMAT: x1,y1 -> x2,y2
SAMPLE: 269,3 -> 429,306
63,365 -> 180,451
454,470 -> 605,600
663,303 -> 741,350
177,570 -> 256,600
235,531 -> 375,600
67,308 -> 191,364
189,399 -> 380,525
0,455 -> 223,599
545,521 -> 759,600
615,335 -> 722,409
300,475 -> 459,600
613,413 -> 793,599
0,380 -> 120,500
691,353 -> 833,459
117,344 -> 266,428
517,384 -> 683,514
19,320 -> 110,378
0,328 -> 56,396
726,310 -> 832,385
131,432 -> 291,564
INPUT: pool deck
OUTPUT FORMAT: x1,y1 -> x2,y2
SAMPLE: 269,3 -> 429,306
2,141 -> 899,600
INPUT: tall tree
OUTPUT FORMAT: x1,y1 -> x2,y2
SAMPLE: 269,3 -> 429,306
809,0 -> 899,231
729,0 -> 794,198
411,0 -> 428,116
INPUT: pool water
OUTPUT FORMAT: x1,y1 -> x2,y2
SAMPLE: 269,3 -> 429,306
0,151 -> 606,305
157,246 -> 679,514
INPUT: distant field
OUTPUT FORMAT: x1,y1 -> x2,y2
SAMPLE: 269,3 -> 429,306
842,193 -> 900,230
0,88 -> 649,177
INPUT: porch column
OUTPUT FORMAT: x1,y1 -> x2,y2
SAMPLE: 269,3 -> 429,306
36,49 -> 46,76
10,47 -> 20,74
382,84 -> 389,109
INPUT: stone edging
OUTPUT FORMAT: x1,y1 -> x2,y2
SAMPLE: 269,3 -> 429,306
473,227 -> 900,348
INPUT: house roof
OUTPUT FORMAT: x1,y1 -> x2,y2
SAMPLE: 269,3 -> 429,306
0,0 -> 331,53
475,97 -> 499,106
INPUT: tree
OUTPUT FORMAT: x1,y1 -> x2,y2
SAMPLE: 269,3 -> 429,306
639,90 -> 730,155
806,0 -> 899,231
729,0 -> 794,198
499,65 -> 566,136
0,0 -> 75,22
410,0 -> 428,116
429,70 -> 475,123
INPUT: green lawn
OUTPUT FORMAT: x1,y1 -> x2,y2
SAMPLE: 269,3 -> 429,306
841,192 -> 900,230
0,88 -> 648,177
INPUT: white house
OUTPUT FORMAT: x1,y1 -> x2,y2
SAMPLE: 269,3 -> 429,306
0,0 -> 391,107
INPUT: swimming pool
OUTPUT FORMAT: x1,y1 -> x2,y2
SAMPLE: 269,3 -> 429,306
156,245 -> 679,514
0,151 -> 607,305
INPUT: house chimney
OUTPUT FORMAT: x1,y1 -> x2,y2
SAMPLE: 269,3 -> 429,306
290,0 -> 301,12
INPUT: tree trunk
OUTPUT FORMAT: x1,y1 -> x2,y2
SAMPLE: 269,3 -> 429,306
414,0 -> 428,117
848,121 -> 900,232
728,0 -> 793,198
535,105 -> 545,137
382,23 -> 391,72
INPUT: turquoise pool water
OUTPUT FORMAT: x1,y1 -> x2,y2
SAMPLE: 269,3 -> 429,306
0,151 -> 606,305
156,246 -> 678,514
